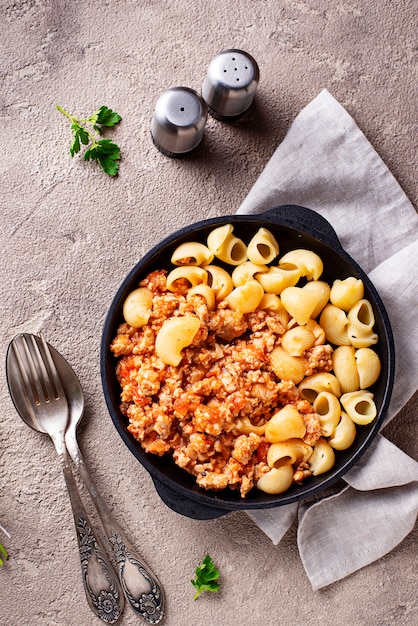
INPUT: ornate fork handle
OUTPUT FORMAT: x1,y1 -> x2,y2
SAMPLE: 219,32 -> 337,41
60,448 -> 124,624
69,445 -> 164,624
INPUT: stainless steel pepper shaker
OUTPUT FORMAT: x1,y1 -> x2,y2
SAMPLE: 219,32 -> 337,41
151,86 -> 208,157
202,49 -> 259,120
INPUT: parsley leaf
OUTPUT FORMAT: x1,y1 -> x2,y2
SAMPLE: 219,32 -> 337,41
191,554 -> 220,600
56,105 -> 122,176
0,542 -> 8,566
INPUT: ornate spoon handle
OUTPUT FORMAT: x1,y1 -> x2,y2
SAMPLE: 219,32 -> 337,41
60,447 -> 124,624
67,437 -> 164,624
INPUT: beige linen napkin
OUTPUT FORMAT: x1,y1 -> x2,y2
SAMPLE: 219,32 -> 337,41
237,89 -> 418,589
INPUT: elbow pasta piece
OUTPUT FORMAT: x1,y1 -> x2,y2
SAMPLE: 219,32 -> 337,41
340,390 -> 377,425
267,439 -> 313,468
265,405 -> 306,442
280,286 -> 320,325
298,372 -> 341,402
269,346 -> 307,384
328,411 -> 357,450
313,391 -> 341,437
319,304 -> 351,345
225,280 -> 264,313
246,228 -> 280,264
155,316 -> 201,366
303,280 -> 331,318
171,241 -> 214,266
231,261 -> 268,287
255,264 -> 301,294
234,417 -> 266,436
309,438 -> 335,475
281,325 -> 316,357
256,465 -> 294,494
332,345 -> 360,393
204,265 -> 234,300
355,348 -> 381,388
330,277 -> 364,311
279,249 -> 323,281
186,284 -> 216,310
207,223 -> 247,265
166,266 -> 208,293
123,287 -> 153,328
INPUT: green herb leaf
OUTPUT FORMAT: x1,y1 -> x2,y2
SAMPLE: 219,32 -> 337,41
56,105 -> 122,176
0,542 -> 8,565
92,105 -> 122,127
191,554 -> 220,600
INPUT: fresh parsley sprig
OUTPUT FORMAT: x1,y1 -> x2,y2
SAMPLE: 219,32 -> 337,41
191,554 -> 220,600
56,105 -> 122,176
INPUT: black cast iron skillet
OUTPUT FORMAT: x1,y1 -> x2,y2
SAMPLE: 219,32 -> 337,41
100,205 -> 395,520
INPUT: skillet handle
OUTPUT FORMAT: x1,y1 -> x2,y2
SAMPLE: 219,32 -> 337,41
262,205 -> 343,250
152,479 -> 230,520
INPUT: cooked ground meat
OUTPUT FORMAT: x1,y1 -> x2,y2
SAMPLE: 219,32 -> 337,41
111,270 -> 331,498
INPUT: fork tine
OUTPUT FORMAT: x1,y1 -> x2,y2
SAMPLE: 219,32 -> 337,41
28,334 -> 57,403
12,335 -> 39,412
38,333 -> 67,401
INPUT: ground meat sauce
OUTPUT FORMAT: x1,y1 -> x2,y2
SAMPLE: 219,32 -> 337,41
111,270 -> 328,498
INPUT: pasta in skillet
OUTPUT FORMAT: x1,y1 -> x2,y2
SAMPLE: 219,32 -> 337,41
110,224 -> 382,498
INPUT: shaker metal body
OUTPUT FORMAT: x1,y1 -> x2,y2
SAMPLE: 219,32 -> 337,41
202,49 -> 259,119
151,87 -> 208,156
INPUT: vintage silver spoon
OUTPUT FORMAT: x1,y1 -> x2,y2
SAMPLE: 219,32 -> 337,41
18,333 -> 164,624
6,333 -> 124,624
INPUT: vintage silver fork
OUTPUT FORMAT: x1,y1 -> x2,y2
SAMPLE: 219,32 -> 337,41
7,333 -> 124,624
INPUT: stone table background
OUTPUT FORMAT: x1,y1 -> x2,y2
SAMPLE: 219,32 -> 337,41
1,1 -> 416,625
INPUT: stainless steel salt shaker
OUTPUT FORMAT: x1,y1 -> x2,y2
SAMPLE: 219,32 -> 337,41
202,49 -> 259,119
151,87 -> 208,156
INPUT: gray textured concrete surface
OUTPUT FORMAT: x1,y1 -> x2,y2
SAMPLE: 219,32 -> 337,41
1,1 -> 417,625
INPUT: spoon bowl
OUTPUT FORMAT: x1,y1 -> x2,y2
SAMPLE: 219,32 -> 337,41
8,333 -> 165,624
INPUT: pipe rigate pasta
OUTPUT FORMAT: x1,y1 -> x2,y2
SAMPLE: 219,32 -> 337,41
256,465 -> 294,494
298,372 -> 341,402
347,299 -> 378,348
340,390 -> 377,425
303,280 -> 331,319
171,241 -> 214,266
332,345 -> 360,393
207,223 -> 247,265
225,280 -> 264,313
355,348 -> 381,388
280,286 -> 320,325
330,277 -> 364,311
246,228 -> 280,264
122,287 -> 153,328
267,439 -> 313,468
231,261 -> 268,287
308,438 -> 335,475
265,405 -> 306,442
111,224 -> 383,499
328,411 -> 357,450
279,249 -> 323,281
313,391 -> 341,437
319,304 -> 351,346
269,346 -> 307,384
186,284 -> 216,311
255,264 -> 301,294
166,266 -> 208,293
204,265 -> 234,301
155,316 -> 201,366
281,325 -> 316,357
